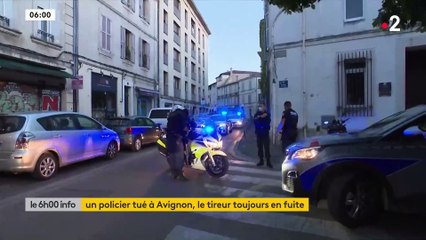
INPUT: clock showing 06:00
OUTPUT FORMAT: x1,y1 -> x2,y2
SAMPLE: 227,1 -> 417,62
25,9 -> 56,21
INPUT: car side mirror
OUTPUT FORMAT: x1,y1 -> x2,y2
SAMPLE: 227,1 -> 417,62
403,126 -> 424,136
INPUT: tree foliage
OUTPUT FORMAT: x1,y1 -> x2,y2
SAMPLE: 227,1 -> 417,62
268,0 -> 426,32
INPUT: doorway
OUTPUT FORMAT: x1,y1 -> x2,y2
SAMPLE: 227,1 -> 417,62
405,48 -> 426,109
124,86 -> 130,116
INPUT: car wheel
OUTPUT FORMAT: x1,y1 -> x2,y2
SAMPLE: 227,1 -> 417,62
327,173 -> 383,228
132,138 -> 142,152
106,141 -> 118,159
32,152 -> 58,180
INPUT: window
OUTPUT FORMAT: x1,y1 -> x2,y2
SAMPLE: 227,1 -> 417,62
76,116 -> 101,130
121,0 -> 135,11
163,40 -> 168,65
163,71 -> 169,96
139,38 -> 150,69
202,53 -> 205,67
0,0 -> 12,28
139,0 -> 150,22
198,48 -> 201,63
191,19 -> 195,37
185,57 -> 188,76
121,27 -> 135,62
174,0 -> 180,19
191,41 -> 196,59
36,6 -> 54,43
100,15 -> 111,51
173,21 -> 180,45
0,116 -> 25,133
345,0 -> 363,21
198,28 -> 200,43
337,50 -> 373,117
185,10 -> 188,28
198,67 -> 201,83
173,49 -> 181,72
202,34 -> 205,48
174,77 -> 181,98
185,33 -> 188,52
53,115 -> 77,130
191,62 -> 196,80
163,10 -> 168,35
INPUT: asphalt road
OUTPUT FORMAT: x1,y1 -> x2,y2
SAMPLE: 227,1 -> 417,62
0,129 -> 426,240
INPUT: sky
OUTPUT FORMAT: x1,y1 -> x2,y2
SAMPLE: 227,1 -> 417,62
194,0 -> 264,85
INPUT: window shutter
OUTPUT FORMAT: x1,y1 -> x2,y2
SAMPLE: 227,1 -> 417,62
131,33 -> 135,62
120,27 -> 125,59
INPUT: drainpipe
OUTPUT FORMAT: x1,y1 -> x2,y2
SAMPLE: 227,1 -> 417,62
156,0 -> 160,107
302,10 -> 307,138
72,0 -> 79,112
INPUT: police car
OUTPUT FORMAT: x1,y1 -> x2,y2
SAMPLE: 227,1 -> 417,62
281,105 -> 426,228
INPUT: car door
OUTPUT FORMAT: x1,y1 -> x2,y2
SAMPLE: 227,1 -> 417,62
145,118 -> 161,143
378,114 -> 426,204
51,114 -> 85,163
74,114 -> 106,156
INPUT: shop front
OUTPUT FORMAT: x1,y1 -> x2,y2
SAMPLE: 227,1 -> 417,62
135,87 -> 158,116
91,72 -> 118,123
0,56 -> 70,113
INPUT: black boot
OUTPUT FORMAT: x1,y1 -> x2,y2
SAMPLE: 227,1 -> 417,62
257,159 -> 264,166
266,159 -> 273,168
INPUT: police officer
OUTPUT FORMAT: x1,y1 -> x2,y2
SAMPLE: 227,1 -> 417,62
279,101 -> 299,153
166,105 -> 189,181
254,103 -> 273,168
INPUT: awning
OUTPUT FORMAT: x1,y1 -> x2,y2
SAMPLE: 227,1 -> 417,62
136,87 -> 159,96
0,58 -> 72,78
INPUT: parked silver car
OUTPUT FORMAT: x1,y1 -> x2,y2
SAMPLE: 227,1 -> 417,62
0,112 -> 120,180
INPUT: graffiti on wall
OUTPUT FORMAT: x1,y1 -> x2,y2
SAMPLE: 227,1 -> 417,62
41,90 -> 60,111
0,82 -> 39,113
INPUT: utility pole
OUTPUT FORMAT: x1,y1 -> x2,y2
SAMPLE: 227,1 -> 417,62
156,0 -> 161,107
72,0 -> 79,112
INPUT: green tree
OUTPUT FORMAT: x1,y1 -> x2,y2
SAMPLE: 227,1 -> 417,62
268,0 -> 426,32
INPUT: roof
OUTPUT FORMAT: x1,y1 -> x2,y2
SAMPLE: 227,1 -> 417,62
188,0 -> 211,35
208,82 -> 217,87
216,71 -> 261,87
216,70 -> 260,79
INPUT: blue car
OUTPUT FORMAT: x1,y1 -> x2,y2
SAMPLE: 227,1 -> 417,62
281,105 -> 426,228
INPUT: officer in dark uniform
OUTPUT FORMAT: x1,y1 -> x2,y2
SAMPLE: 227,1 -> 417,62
254,103 -> 273,168
166,105 -> 189,181
280,101 -> 299,153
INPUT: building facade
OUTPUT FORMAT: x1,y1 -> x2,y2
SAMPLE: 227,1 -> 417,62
0,0 -> 73,114
216,70 -> 260,107
207,81 -> 217,108
158,0 -> 210,114
265,0 -> 426,136
77,0 -> 158,123
239,74 -> 261,118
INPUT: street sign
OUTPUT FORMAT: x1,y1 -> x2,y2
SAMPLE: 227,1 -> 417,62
72,75 -> 83,90
279,80 -> 288,88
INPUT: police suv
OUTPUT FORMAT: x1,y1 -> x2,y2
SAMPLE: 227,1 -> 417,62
281,105 -> 426,228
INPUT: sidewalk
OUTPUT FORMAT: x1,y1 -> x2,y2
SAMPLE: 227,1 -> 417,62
235,122 -> 324,166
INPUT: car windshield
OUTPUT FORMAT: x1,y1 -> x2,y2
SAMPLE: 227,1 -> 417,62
356,110 -> 413,136
149,110 -> 170,118
0,116 -> 26,134
106,119 -> 131,127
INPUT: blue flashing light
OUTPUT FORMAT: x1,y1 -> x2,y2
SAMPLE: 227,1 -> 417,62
205,126 -> 214,134
237,112 -> 242,116
221,111 -> 227,116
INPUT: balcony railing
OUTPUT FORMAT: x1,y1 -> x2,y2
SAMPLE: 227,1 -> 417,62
174,88 -> 181,98
163,53 -> 168,65
173,33 -> 180,45
37,29 -> 55,43
0,15 -> 10,27
174,7 -> 181,19
173,60 -> 181,72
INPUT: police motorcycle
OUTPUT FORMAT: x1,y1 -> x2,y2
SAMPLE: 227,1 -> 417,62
325,118 -> 349,134
157,124 -> 229,178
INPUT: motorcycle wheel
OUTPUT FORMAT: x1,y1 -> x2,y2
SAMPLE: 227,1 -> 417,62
206,155 -> 229,178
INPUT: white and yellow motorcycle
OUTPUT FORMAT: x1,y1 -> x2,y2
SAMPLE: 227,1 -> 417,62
157,127 -> 229,178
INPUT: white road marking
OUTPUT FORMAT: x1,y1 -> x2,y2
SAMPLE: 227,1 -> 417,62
164,225 -> 237,240
228,165 -> 281,178
224,174 -> 282,188
204,183 -> 285,198
195,212 -> 394,240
